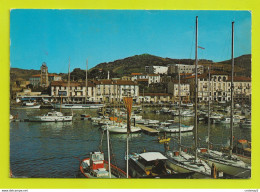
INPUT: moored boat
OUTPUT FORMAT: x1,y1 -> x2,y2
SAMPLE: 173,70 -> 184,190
128,152 -> 193,178
28,111 -> 73,122
80,152 -> 127,178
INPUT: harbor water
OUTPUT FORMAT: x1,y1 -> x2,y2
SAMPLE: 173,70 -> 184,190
10,107 -> 251,178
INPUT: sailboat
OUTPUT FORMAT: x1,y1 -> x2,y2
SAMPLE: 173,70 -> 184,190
165,16 -> 212,179
198,21 -> 251,178
52,59 -> 104,109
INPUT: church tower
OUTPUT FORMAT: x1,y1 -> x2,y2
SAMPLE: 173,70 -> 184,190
40,62 -> 48,87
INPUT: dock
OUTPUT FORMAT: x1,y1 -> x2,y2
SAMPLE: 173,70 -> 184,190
134,123 -> 159,134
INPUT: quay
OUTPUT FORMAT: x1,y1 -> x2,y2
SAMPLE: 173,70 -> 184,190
134,123 -> 159,134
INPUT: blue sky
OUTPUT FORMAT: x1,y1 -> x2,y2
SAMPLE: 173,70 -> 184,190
10,10 -> 251,73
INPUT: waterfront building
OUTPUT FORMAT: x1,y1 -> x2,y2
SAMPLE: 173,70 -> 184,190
29,62 -> 62,87
50,79 -> 139,103
137,93 -> 172,103
145,66 -> 168,74
167,80 -> 190,103
15,88 -> 51,103
168,64 -> 203,75
185,71 -> 251,103
95,80 -> 139,102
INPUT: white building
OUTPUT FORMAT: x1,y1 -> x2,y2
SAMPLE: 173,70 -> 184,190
145,66 -> 168,74
148,74 -> 161,84
50,80 -> 139,103
168,64 -> 204,75
168,81 -> 190,102
185,72 -> 251,103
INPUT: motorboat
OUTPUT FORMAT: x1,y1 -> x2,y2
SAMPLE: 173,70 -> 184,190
21,102 -> 41,109
28,111 -> 73,122
216,117 -> 240,124
128,152 -> 193,178
158,123 -> 193,133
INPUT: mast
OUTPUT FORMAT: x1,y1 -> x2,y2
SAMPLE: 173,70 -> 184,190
68,58 -> 71,103
106,127 -> 111,178
207,66 -> 211,151
230,21 -> 234,156
85,59 -> 88,104
194,16 -> 198,160
178,72 -> 181,153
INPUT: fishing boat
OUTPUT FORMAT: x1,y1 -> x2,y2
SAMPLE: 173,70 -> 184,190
28,111 -> 73,122
128,152 -> 193,178
198,21 -> 251,178
80,151 -> 127,178
80,113 -> 128,178
165,16 -> 212,179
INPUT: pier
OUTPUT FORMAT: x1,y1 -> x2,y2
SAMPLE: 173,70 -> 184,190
134,123 -> 159,134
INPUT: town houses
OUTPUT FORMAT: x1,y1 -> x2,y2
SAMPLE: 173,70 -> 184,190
14,63 -> 251,105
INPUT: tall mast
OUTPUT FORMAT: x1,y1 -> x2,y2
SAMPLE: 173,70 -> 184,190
194,16 -> 198,160
207,66 -> 211,151
68,57 -> 71,103
85,59 -> 88,103
107,128 -> 111,178
178,72 -> 181,153
230,21 -> 235,156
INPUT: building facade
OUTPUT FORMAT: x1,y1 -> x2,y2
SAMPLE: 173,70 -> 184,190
145,66 -> 168,74
168,64 -> 204,75
29,63 -> 62,87
50,80 -> 139,103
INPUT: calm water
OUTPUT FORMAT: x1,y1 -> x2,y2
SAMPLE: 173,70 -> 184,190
10,107 -> 251,178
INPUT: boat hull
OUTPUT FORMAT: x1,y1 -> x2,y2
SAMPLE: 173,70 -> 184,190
29,116 -> 72,122
52,103 -> 104,109
199,154 -> 251,178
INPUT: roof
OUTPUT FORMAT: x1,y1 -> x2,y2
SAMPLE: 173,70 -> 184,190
139,152 -> 167,162
95,80 -> 138,85
227,76 -> 251,82
148,74 -> 160,76
51,81 -> 96,87
131,73 -> 142,76
137,79 -> 148,82
31,74 -> 61,77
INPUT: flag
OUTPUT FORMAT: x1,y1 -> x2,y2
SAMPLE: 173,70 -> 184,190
123,97 -> 133,134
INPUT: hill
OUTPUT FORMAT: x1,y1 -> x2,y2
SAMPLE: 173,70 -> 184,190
10,68 -> 41,81
217,54 -> 251,77
91,53 -> 213,75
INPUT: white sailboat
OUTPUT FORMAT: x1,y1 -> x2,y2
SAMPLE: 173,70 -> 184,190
198,21 -> 251,178
165,16 -> 212,178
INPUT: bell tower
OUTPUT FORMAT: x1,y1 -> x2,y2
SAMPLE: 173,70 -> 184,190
40,62 -> 48,87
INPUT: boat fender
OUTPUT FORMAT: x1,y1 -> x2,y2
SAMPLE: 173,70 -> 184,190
211,163 -> 217,179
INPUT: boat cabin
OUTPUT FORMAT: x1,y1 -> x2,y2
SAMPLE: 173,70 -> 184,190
89,152 -> 109,177
137,152 -> 168,176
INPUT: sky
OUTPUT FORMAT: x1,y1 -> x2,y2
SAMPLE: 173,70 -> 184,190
10,10 -> 251,73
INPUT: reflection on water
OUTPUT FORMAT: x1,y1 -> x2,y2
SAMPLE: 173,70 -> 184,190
10,107 -> 251,178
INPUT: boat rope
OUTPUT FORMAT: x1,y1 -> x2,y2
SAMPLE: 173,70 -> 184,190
99,130 -> 105,152
109,137 -> 121,177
